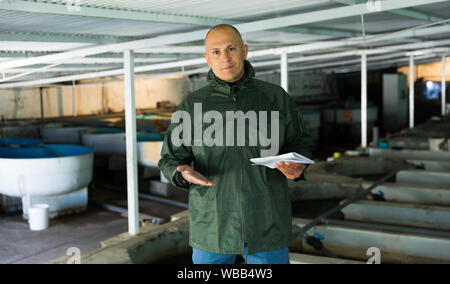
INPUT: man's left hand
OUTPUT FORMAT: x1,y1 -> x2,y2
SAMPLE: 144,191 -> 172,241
274,162 -> 306,180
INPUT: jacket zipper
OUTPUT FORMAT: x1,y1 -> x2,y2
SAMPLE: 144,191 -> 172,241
231,86 -> 247,254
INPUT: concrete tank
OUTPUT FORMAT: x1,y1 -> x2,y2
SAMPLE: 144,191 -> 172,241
40,123 -> 89,144
81,128 -> 162,157
0,144 -> 93,197
80,128 -> 126,156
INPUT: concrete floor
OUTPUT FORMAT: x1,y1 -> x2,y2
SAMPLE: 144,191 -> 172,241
0,183 -> 188,264
0,207 -> 128,264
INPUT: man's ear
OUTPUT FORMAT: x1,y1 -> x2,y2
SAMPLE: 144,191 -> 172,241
243,44 -> 249,59
204,52 -> 211,67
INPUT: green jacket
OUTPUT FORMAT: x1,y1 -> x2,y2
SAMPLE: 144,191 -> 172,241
158,61 -> 313,254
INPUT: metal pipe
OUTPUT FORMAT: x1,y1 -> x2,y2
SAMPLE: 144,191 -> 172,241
281,51 -> 288,93
361,53 -> 367,148
0,58 -> 206,89
254,47 -> 449,75
0,63 -> 61,83
409,55 -> 415,128
442,54 -> 447,116
289,53 -> 436,73
95,202 -> 165,225
323,56 -> 440,75
1,38 -> 448,89
138,193 -> 188,209
124,49 -> 139,236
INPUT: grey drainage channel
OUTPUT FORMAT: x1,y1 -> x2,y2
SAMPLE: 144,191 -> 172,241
396,170 -> 450,187
292,170 -> 450,263
292,218 -> 450,263
341,199 -> 450,231
362,182 -> 450,206
295,171 -> 399,258
296,171 -> 398,237
319,218 -> 450,239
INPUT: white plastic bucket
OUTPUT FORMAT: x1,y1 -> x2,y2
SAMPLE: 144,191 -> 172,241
29,204 -> 50,231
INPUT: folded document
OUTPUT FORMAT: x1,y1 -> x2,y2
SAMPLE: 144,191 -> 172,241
250,152 -> 314,169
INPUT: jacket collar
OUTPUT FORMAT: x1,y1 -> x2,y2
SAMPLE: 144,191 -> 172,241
207,60 -> 255,94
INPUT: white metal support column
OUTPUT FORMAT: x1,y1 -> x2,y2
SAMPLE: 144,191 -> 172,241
361,53 -> 367,148
409,56 -> 415,128
124,49 -> 139,235
442,54 -> 447,116
281,51 -> 289,93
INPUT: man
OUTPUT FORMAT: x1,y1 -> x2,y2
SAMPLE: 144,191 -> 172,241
158,24 -> 313,264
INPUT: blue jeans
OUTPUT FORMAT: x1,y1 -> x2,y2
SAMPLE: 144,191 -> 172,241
192,244 -> 290,264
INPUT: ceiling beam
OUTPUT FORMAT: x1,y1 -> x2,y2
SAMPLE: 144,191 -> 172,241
0,52 -> 194,60
247,25 -> 450,58
1,31 -> 448,70
236,0 -> 448,34
2,66 -> 114,74
0,0 -> 220,26
321,55 -> 442,73
0,52 -> 442,87
0,0 -> 357,39
335,0 -> 445,22
288,53 -> 438,72
1,0 -> 447,72
0,31 -> 140,44
2,33 -> 450,88
256,53 -> 440,75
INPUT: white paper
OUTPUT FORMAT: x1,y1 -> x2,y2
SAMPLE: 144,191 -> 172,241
250,152 -> 314,169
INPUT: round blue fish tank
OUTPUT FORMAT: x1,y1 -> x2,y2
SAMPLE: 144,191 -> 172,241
0,144 -> 94,198
0,144 -> 92,159
81,127 -> 162,156
0,138 -> 43,147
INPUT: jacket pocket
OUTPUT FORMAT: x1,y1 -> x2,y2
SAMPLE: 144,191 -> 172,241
189,183 -> 216,199
266,167 -> 287,190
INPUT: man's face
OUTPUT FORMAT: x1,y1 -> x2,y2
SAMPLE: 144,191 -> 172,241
204,28 -> 249,83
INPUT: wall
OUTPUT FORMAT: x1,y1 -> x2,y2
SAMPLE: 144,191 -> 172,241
0,71 -> 334,120
0,76 -> 191,120
0,88 -> 41,120
397,58 -> 450,87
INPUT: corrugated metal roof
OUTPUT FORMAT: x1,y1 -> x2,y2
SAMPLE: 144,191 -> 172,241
0,0 -> 449,84
37,0 -> 333,19
0,41 -> 93,52
0,10 -> 199,37
306,18 -> 428,35
408,1 -> 450,18
245,30 -> 330,44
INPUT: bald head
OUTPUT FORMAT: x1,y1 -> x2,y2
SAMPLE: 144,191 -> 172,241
205,24 -> 244,47
203,24 -> 248,82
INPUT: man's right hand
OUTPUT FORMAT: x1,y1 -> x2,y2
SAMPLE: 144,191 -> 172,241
177,165 -> 216,186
